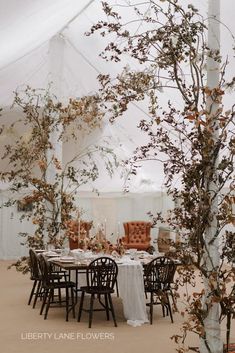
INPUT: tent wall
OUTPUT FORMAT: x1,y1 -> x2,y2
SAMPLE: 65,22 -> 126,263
0,190 -> 174,259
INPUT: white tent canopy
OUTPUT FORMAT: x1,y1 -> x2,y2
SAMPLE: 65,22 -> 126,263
0,0 -> 234,190
0,0 -> 234,105
0,0 -> 234,258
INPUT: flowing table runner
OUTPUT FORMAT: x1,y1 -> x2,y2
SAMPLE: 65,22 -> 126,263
116,258 -> 149,326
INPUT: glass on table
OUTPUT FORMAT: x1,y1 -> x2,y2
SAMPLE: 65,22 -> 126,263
129,248 -> 138,260
74,253 -> 81,264
47,244 -> 55,251
61,247 -> 70,256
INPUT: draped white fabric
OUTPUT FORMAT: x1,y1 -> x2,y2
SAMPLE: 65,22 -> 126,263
117,260 -> 149,326
0,0 -> 234,179
0,0 -> 234,189
0,0 -> 234,108
0,0 -> 234,259
0,0 -> 90,70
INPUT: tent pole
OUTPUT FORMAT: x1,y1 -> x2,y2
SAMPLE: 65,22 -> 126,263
201,1 -> 223,352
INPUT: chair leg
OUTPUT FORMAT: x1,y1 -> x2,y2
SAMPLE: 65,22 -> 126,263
51,287 -> 54,303
39,286 -> 44,302
166,293 -> 173,323
77,291 -> 85,322
65,287 -> 69,322
104,294 -> 110,321
28,280 -> 37,305
169,288 -> 177,311
108,293 -> 117,327
32,280 -> 41,308
115,280 -> 119,297
44,289 -> 53,320
89,294 -> 95,328
150,292 -> 153,325
162,304 -> 165,317
71,287 -> 75,319
40,289 -> 48,315
58,288 -> 62,305
226,312 -> 231,352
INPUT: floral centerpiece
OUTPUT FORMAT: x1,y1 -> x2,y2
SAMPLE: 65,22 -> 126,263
65,219 -> 93,250
65,218 -> 126,255
86,228 -> 113,253
115,239 -> 126,256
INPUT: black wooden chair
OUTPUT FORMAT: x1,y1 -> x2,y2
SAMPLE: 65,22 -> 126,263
38,255 -> 76,321
77,257 -> 118,328
28,249 -> 66,308
219,285 -> 235,353
28,249 -> 43,308
144,256 -> 176,324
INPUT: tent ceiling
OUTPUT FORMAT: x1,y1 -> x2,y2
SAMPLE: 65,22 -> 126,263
0,0 -> 234,106
0,0 -> 234,193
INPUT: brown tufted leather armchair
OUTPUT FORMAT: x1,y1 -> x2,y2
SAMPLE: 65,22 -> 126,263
121,221 -> 152,251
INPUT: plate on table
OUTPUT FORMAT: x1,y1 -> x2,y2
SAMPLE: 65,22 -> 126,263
71,249 -> 84,254
138,251 -> 147,255
48,257 -> 62,262
44,251 -> 60,257
59,256 -> 75,263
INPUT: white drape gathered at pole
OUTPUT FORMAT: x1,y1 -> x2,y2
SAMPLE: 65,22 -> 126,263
46,34 -> 64,182
46,33 -> 65,178
45,35 -> 64,238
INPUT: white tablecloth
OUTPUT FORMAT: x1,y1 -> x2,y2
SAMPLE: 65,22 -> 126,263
117,259 -> 149,326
